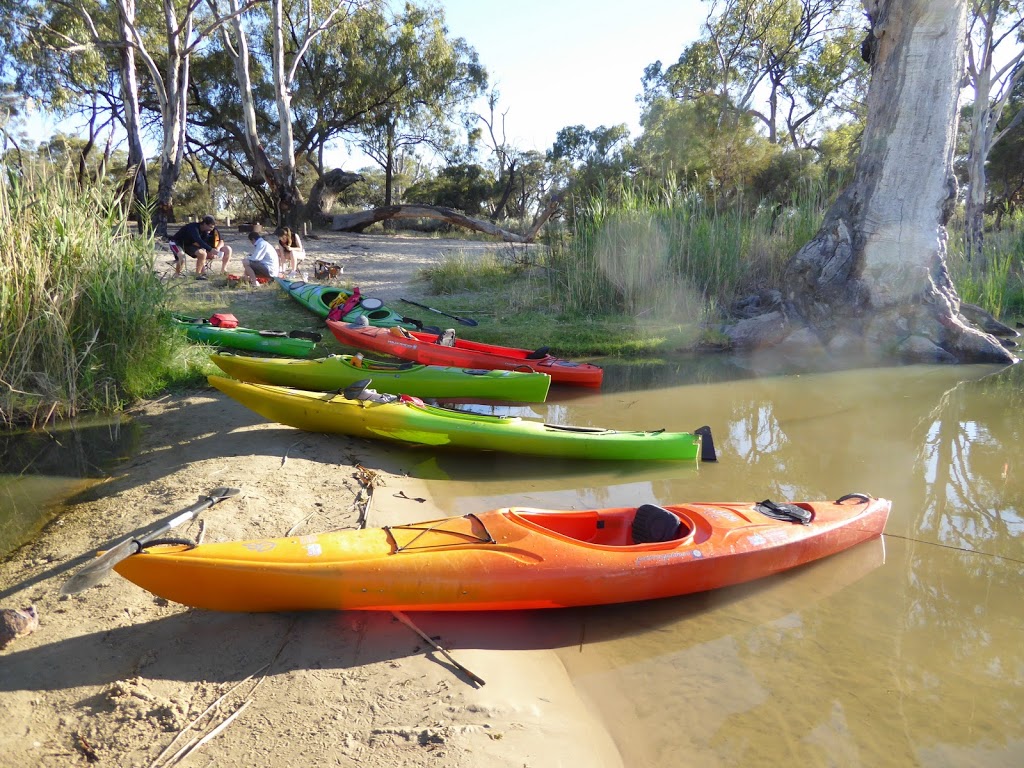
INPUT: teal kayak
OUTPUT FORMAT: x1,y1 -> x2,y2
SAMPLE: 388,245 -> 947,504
209,375 -> 716,462
172,314 -> 320,357
209,352 -> 551,402
275,279 -> 430,330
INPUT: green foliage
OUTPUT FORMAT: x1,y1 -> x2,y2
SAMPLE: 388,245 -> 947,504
948,209 -> 1024,318
407,163 -> 494,213
0,163 -> 192,426
422,252 -> 524,295
632,96 -> 776,204
548,178 -> 835,319
983,75 -> 1024,220
643,0 -> 867,150
414,177 -> 839,357
750,148 -> 822,205
352,3 -> 487,205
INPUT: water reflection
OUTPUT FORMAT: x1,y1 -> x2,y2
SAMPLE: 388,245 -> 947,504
0,416 -> 140,556
419,359 -> 1022,767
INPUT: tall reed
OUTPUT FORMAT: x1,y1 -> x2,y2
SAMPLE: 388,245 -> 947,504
947,208 -> 1024,319
0,163 -> 182,426
548,180 -> 833,320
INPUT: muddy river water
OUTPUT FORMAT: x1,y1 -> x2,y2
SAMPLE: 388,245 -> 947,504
425,358 -> 1023,767
2,357 -> 1020,766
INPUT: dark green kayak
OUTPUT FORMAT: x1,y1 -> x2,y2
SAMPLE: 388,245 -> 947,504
275,278 -> 431,330
172,314 -> 320,357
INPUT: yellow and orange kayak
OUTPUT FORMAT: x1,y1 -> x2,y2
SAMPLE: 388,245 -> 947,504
113,494 -> 890,612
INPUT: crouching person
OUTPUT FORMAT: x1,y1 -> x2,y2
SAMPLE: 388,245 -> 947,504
242,230 -> 280,286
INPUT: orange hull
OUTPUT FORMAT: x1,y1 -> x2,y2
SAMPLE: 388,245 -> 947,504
113,495 -> 890,612
326,320 -> 604,387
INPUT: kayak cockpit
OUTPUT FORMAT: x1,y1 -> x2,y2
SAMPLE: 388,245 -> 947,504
510,505 -> 695,547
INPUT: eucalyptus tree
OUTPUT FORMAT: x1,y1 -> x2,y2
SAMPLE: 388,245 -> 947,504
985,77 -> 1024,223
352,3 -> 487,207
644,0 -> 867,149
633,92 -> 775,201
779,0 -> 1013,364
962,0 -> 1024,262
217,0 -> 371,224
2,0 -> 259,233
0,1 -> 129,189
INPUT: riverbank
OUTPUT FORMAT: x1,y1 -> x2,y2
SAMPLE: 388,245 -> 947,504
0,231 -> 623,768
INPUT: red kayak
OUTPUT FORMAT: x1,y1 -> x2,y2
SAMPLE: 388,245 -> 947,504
326,320 -> 604,387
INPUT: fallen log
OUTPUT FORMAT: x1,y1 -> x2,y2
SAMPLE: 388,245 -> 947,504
331,196 -> 562,244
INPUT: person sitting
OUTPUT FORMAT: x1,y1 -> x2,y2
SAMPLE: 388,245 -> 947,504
276,227 -> 305,275
169,215 -> 218,279
209,222 -> 232,273
242,230 -> 280,286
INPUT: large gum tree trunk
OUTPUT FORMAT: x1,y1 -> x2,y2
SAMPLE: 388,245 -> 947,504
780,0 -> 1014,364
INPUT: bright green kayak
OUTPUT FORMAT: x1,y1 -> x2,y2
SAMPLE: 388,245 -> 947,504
210,352 -> 551,402
172,314 -> 320,357
209,375 -> 715,462
275,278 -> 431,330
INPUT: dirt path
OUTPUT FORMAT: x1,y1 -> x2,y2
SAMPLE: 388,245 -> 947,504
0,231 -> 621,768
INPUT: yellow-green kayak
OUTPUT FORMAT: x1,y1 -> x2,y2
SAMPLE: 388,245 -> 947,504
209,376 -> 715,462
210,353 -> 550,402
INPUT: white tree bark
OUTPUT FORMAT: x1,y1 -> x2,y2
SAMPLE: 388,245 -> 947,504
224,0 -> 355,223
115,0 -> 147,216
773,0 -> 1015,364
963,0 -> 1024,262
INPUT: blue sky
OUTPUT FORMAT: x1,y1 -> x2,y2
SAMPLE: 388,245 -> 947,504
332,0 -> 707,167
436,0 -> 705,150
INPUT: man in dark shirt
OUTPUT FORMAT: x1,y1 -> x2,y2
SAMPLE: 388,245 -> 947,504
170,215 -> 218,279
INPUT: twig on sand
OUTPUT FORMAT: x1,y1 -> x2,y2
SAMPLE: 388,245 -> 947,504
285,510 -> 317,537
164,701 -> 252,767
280,439 -> 303,468
353,464 -> 382,529
392,611 -> 486,688
150,624 -> 296,768
149,664 -> 269,768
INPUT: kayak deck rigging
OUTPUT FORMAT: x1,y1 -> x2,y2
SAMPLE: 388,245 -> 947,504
386,513 -> 497,552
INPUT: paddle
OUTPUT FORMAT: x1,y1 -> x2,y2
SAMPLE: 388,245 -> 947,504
399,299 -> 478,327
257,330 -> 322,342
59,487 -> 241,595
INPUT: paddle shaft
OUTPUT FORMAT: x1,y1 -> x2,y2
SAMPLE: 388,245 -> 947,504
392,611 -> 486,686
60,487 -> 241,595
399,298 -> 478,326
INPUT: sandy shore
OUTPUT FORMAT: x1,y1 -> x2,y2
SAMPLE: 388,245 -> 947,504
0,232 -> 622,767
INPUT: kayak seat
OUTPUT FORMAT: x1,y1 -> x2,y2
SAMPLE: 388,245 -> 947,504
632,504 -> 683,544
525,346 -> 550,360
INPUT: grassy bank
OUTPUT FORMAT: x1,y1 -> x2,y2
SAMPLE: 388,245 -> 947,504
419,182 -> 831,357
0,166 -> 206,426
947,209 -> 1024,319
423,184 -> 1024,356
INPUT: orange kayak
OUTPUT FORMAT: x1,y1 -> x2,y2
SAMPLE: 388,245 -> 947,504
112,494 -> 890,612
326,320 -> 604,387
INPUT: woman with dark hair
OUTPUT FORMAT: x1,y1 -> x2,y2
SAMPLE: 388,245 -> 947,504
276,227 -> 305,274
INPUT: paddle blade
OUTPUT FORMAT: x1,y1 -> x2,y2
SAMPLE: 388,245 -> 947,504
59,487 -> 241,596
59,538 -> 141,595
